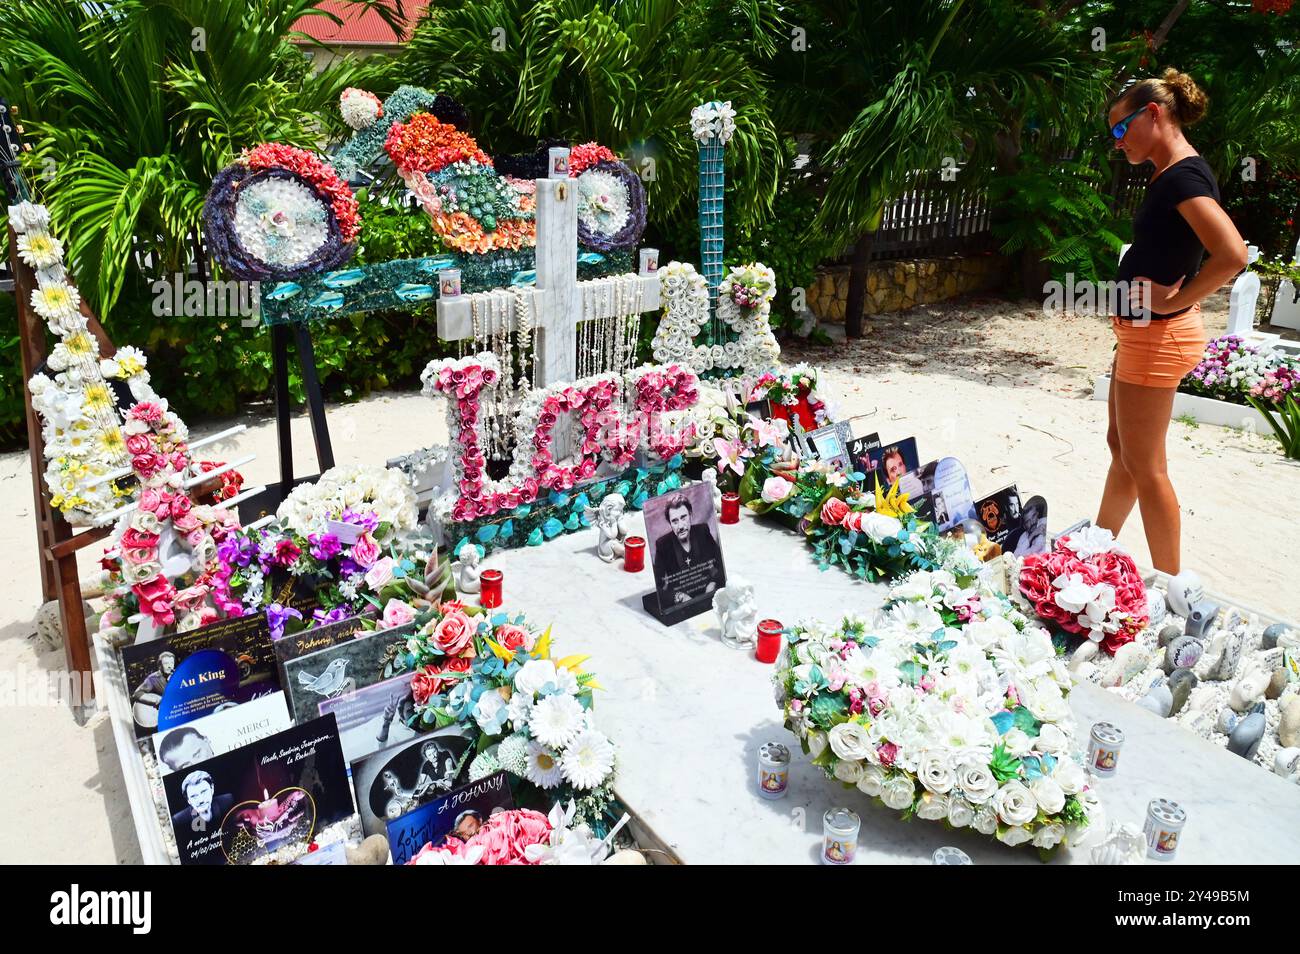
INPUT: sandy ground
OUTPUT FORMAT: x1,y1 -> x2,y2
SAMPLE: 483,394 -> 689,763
2,290 -> 1297,864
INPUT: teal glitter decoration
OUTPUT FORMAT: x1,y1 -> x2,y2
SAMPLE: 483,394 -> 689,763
260,248 -> 633,326
698,137 -> 726,319
443,460 -> 684,557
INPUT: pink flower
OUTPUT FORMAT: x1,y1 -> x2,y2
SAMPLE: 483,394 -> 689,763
494,623 -> 531,652
349,532 -> 381,569
876,742 -> 898,767
364,556 -> 397,591
381,599 -> 417,630
713,437 -> 752,477
820,497 -> 850,527
431,610 -> 475,657
125,434 -> 152,456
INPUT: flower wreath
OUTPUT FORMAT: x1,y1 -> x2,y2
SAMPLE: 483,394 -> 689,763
626,364 -> 700,459
422,354 -> 701,524
573,159 -> 647,253
775,574 -> 1099,855
717,262 -> 780,371
387,113 -> 538,254
100,402 -> 241,638
204,143 -> 360,281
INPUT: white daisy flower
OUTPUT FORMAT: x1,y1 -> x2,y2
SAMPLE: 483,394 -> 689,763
16,230 -> 64,269
529,693 -> 585,749
524,740 -> 563,789
559,728 -> 614,790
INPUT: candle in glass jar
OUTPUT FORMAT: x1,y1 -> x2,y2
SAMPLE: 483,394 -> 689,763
822,807 -> 860,865
480,569 -> 503,608
438,268 -> 462,298
755,618 -> 783,663
638,247 -> 659,276
623,536 -> 646,572
548,147 -> 570,178
720,492 -> 740,524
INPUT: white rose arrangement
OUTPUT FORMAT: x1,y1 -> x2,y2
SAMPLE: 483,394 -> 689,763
774,573 -> 1097,855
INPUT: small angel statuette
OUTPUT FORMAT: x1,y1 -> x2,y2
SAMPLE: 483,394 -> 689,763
586,492 -> 631,563
451,542 -> 482,594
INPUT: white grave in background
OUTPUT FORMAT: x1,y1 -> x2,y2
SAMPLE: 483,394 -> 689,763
1269,237 -> 1300,332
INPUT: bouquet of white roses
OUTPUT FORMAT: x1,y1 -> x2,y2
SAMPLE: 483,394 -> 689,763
775,570 -> 1100,855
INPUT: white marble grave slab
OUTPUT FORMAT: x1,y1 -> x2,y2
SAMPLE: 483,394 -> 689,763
486,512 -> 1300,864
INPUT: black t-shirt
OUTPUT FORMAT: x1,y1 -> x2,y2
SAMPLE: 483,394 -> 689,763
1116,155 -> 1220,319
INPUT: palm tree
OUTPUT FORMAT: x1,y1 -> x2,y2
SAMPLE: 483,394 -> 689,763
768,0 -> 1104,336
383,0 -> 788,239
0,0 -> 398,317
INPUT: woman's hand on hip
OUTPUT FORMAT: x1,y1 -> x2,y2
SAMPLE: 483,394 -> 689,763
1129,275 -> 1185,319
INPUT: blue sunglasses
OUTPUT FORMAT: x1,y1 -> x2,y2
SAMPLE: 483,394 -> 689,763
1110,105 -> 1148,140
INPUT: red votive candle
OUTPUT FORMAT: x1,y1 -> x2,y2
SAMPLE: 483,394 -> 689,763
756,619 -> 784,664
721,492 -> 741,524
623,536 -> 646,572
480,569 -> 503,608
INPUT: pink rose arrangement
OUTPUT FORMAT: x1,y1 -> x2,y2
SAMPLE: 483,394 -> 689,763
407,808 -> 552,866
423,355 -> 700,525
1018,528 -> 1148,655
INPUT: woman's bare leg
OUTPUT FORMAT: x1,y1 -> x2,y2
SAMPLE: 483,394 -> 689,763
1111,379 -> 1181,573
1096,367 -> 1140,535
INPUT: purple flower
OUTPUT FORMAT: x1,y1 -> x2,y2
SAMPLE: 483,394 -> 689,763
311,605 -> 353,627
339,508 -> 380,532
267,602 -> 303,641
309,532 -> 342,561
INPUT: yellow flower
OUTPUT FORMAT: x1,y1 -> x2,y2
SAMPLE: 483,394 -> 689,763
117,356 -> 144,376
874,478 -> 915,519
99,429 -> 126,457
83,383 -> 112,412
65,333 -> 94,357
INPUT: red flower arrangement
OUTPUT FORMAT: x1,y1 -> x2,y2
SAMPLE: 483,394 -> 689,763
384,113 -> 492,176
568,141 -> 617,176
1018,529 -> 1148,655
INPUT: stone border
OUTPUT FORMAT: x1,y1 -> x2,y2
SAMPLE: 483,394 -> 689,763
1092,374 -> 1271,433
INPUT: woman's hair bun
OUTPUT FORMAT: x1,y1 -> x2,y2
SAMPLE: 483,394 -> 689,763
1161,68 -> 1208,126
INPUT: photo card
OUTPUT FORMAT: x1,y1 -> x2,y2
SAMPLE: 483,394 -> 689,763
350,725 -> 474,837
640,481 -> 727,625
281,624 -> 416,726
161,715 -> 354,865
121,613 -> 279,738
151,691 -> 292,776
386,770 -> 515,866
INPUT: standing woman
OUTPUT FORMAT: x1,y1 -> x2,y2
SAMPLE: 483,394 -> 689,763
1099,69 -> 1247,574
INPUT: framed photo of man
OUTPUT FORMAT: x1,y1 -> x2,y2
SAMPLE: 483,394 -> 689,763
641,482 -> 727,625
806,422 -> 853,471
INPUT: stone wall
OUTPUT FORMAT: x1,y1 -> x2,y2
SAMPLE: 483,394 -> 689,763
805,254 -> 1010,321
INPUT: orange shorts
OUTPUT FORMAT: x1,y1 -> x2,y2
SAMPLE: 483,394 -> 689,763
1111,303 -> 1206,388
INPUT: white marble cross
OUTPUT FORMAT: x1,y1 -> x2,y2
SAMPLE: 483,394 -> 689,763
435,177 -> 661,388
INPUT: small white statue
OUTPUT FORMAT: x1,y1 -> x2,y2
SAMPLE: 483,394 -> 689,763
452,542 -> 482,594
713,579 -> 758,650
585,492 -> 631,563
1089,821 -> 1147,865
1165,570 -> 1204,618
1273,747 -> 1300,784
701,469 -> 723,515
1228,658 -> 1269,713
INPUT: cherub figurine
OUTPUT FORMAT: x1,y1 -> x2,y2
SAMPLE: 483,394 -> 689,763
585,492 -> 631,563
713,579 -> 758,650
452,542 -> 482,594
701,469 -> 723,515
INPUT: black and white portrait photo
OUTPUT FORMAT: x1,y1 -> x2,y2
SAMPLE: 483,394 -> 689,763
1012,495 -> 1049,557
351,727 -> 472,836
171,770 -> 233,835
643,483 -> 727,612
